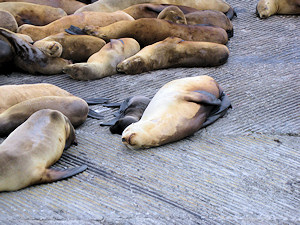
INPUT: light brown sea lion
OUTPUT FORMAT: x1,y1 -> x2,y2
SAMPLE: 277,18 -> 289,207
117,37 -> 229,75
0,0 -> 86,15
0,2 -> 67,26
256,0 -> 300,18
0,10 -> 18,32
63,38 -> 140,80
75,0 -> 234,17
157,5 -> 187,24
17,11 -> 134,42
121,75 -> 231,149
0,83 -> 72,112
0,96 -> 89,136
33,32 -> 106,62
122,3 -> 199,19
0,28 -> 70,74
84,18 -> 228,47
0,109 -> 87,192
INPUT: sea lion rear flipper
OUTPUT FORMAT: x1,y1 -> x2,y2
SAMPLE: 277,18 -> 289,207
88,108 -> 104,119
201,92 -> 232,128
65,25 -> 87,35
40,165 -> 88,183
186,90 -> 221,106
226,7 -> 237,20
84,97 -> 110,105
102,102 -> 122,108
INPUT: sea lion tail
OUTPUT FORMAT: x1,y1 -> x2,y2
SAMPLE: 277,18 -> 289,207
84,97 -> 110,105
88,108 -> 104,119
40,165 -> 88,183
226,7 -> 237,20
65,25 -> 87,35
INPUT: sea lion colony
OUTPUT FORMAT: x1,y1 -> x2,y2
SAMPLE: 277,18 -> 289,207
0,0 -> 297,192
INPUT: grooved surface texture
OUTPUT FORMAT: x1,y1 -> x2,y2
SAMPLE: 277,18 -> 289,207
0,0 -> 299,224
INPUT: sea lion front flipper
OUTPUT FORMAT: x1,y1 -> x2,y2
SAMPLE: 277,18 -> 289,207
185,90 -> 221,106
226,7 -> 237,20
65,25 -> 87,35
84,97 -> 110,105
201,92 -> 232,128
40,165 -> 88,184
88,108 -> 104,119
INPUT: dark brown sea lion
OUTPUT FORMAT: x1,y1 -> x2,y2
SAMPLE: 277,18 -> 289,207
256,0 -> 300,18
0,109 -> 87,192
0,28 -> 70,74
75,0 -> 235,18
122,3 -> 198,19
0,0 -> 86,15
117,37 -> 229,75
33,32 -> 106,62
84,18 -> 228,47
63,38 -> 140,80
17,11 -> 134,41
0,2 -> 67,26
0,10 -> 18,32
101,96 -> 151,135
122,75 -> 231,149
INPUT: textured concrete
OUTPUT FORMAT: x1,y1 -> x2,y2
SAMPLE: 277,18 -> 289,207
0,0 -> 299,224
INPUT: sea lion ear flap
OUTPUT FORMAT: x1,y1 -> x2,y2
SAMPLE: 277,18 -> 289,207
39,165 -> 88,184
185,90 -> 221,106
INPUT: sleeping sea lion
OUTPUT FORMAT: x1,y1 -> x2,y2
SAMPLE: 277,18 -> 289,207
0,10 -> 18,32
84,18 -> 228,47
0,2 -> 67,26
17,11 -> 134,42
122,3 -> 198,19
256,0 -> 300,18
0,83 -> 106,136
0,28 -> 70,74
63,38 -> 140,80
0,0 -> 86,15
75,0 -> 235,18
101,96 -> 151,135
33,32 -> 106,62
0,109 -> 87,192
121,75 -> 231,149
157,6 -> 187,24
117,37 -> 229,75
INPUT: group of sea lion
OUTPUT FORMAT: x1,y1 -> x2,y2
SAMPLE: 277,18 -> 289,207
0,0 -> 299,192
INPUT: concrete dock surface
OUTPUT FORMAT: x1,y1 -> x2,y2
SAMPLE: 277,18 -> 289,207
0,0 -> 299,224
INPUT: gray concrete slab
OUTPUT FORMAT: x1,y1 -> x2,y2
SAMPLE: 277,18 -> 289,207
0,0 -> 299,224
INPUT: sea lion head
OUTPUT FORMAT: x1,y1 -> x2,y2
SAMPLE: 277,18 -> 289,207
157,6 -> 187,24
256,0 -> 275,18
122,121 -> 157,150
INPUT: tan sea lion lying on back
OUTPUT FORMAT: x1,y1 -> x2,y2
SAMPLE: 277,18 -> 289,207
0,109 -> 87,192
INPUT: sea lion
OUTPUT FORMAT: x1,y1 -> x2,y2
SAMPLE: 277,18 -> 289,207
0,109 -> 87,192
256,0 -> 300,18
157,5 -> 187,24
0,2 -> 67,26
75,0 -> 235,18
122,3 -> 199,19
117,37 -> 229,75
17,11 -> 134,42
33,32 -> 106,62
84,18 -> 228,47
0,28 -> 70,74
101,95 -> 151,135
121,75 -> 231,149
0,10 -> 18,32
0,96 -> 89,136
63,38 -> 140,80
0,0 -> 86,15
